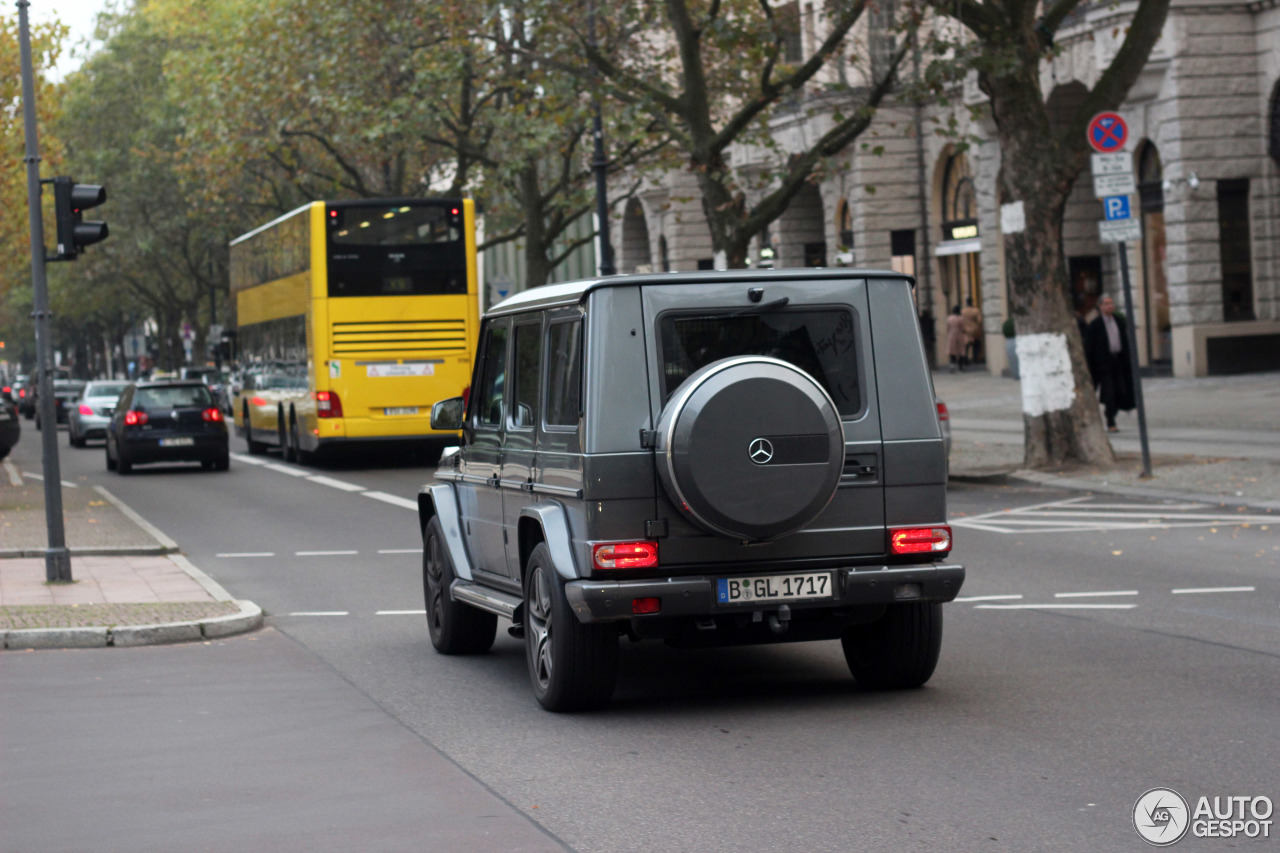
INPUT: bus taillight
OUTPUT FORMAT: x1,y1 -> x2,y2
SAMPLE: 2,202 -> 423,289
315,390 -> 343,418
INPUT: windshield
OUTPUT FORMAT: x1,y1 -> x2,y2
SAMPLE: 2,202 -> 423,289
85,382 -> 128,398
136,385 -> 213,409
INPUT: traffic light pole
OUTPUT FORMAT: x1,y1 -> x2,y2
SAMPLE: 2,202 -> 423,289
18,0 -> 72,582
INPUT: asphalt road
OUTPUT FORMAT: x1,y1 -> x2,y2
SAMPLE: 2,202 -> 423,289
6,432 -> 1279,852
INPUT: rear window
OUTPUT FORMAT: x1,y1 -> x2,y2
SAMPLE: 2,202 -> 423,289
86,382 -> 128,398
659,308 -> 860,415
136,386 -> 213,409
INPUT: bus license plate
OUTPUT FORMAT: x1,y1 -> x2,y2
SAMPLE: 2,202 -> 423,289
716,572 -> 833,604
384,407 -> 419,416
160,437 -> 194,447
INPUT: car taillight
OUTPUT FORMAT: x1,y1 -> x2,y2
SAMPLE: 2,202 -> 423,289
18,388 -> 25,398
890,526 -> 952,555
2,386 -> 9,395
78,404 -> 94,416
593,541 -> 659,570
250,396 -> 267,407
124,410 -> 148,426
314,390 -> 343,418
936,401 -> 949,422
632,597 -> 661,615
202,407 -> 224,422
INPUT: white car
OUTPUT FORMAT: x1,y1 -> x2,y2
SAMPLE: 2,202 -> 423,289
68,380 -> 130,447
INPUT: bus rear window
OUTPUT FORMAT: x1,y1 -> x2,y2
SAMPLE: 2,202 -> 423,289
659,309 -> 860,415
329,205 -> 460,246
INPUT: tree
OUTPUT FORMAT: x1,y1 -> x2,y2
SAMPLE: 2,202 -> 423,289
0,12 -> 67,366
58,5 -> 230,372
565,0 -> 914,268
929,0 -> 1170,467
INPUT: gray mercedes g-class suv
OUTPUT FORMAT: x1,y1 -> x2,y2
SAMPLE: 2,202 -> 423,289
419,270 -> 962,710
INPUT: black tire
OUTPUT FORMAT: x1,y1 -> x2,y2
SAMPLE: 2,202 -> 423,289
524,543 -> 618,712
214,448 -> 230,471
244,407 -> 267,455
34,414 -> 41,432
841,602 -> 943,690
116,447 -> 132,475
278,409 -> 293,462
282,411 -> 299,463
423,516 -> 497,654
0,446 -> 9,461
105,442 -> 116,471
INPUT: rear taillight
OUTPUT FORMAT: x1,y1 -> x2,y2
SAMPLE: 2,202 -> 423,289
124,410 -> 148,426
593,541 -> 659,570
250,396 -> 267,407
2,386 -> 9,395
78,404 -> 94,416
314,390 -> 343,418
18,388 -> 25,398
202,407 -> 223,422
936,402 -> 949,422
890,526 -> 952,555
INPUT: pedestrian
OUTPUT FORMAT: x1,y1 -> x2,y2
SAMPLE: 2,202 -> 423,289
946,305 -> 967,372
1084,295 -> 1135,432
961,298 -> 983,364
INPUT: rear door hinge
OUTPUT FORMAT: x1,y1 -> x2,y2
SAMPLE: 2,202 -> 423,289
645,519 -> 669,539
639,429 -> 658,449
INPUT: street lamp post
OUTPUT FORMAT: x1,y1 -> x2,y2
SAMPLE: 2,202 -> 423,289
588,1 -> 616,277
18,0 -> 72,582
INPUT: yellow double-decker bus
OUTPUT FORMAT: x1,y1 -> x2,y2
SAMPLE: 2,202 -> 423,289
228,198 -> 479,461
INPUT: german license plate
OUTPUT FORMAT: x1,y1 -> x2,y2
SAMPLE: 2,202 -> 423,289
716,572 -> 833,604
159,437 -> 194,447
384,407 -> 419,416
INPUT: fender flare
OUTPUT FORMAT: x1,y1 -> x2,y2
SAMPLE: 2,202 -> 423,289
518,502 -> 579,581
418,482 -> 474,581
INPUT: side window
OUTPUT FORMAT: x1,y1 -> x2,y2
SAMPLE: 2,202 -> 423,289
544,319 -> 583,428
472,322 -> 509,428
510,320 -> 542,429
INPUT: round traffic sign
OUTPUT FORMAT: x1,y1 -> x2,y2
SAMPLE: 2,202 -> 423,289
1087,112 -> 1129,153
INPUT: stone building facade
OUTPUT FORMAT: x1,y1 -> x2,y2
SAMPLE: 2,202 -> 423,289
603,0 -> 1280,378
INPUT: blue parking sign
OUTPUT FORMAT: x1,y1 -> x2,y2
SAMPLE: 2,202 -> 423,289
1104,195 -> 1131,221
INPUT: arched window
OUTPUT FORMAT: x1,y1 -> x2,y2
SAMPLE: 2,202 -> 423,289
941,152 -> 978,241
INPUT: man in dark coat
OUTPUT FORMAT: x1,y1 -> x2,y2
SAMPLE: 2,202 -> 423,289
1084,295 -> 1135,431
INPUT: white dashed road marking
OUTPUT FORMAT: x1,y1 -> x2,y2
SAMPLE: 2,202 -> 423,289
306,475 -> 367,492
288,611 -> 350,617
975,603 -> 1138,610
1054,590 -> 1138,598
1171,586 -> 1257,595
364,490 -> 419,510
954,594 -> 1023,603
264,463 -> 310,477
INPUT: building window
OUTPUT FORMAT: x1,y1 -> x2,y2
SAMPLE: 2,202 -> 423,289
891,229 -> 915,276
778,2 -> 803,63
1270,80 -> 1280,167
1216,179 -> 1255,322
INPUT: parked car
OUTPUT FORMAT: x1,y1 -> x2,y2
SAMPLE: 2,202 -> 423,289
68,380 -> 130,447
34,379 -> 87,431
419,270 -> 962,711
105,380 -> 230,473
0,389 -> 20,460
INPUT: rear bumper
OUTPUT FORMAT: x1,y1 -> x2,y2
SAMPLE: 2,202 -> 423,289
120,433 -> 227,463
565,563 -> 965,623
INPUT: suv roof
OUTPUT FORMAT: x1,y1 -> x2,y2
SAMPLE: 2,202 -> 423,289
486,268 -> 915,316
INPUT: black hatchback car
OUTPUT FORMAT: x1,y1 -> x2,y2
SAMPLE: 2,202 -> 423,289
105,380 -> 230,473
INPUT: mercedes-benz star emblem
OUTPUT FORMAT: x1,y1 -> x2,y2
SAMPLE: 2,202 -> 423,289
749,437 -> 774,465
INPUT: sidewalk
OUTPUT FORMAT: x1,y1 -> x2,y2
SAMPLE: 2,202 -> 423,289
935,367 -> 1280,510
1,456 -> 261,650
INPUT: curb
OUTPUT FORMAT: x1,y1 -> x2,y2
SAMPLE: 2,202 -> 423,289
2,600 -> 264,650
1002,469 -> 1280,512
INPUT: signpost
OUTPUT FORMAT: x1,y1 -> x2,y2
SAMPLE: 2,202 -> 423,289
1087,112 -> 1151,477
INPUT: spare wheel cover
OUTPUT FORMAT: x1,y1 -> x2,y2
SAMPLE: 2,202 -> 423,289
656,356 -> 844,541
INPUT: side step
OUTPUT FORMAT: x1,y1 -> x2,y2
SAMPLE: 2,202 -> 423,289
451,580 -> 521,620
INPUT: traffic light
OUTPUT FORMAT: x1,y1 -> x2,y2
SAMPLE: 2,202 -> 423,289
52,176 -> 108,260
